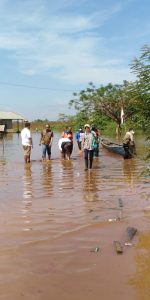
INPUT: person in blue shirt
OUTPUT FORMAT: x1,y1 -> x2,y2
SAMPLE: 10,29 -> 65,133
75,128 -> 84,151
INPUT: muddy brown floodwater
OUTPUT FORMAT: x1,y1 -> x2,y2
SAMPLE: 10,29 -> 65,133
0,132 -> 150,300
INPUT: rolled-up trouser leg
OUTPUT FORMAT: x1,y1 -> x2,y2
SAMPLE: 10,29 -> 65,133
23,145 -> 31,163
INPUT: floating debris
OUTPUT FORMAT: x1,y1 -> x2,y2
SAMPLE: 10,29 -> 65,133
93,215 -> 100,220
108,218 -> 117,222
124,242 -> 132,246
118,198 -> 123,208
108,217 -> 120,222
126,227 -> 137,241
90,247 -> 100,253
23,228 -> 32,231
113,241 -> 123,254
102,175 -> 111,179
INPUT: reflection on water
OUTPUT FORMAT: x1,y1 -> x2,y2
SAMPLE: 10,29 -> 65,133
123,159 -> 137,185
23,164 -> 33,199
83,171 -> 99,203
58,159 -> 74,191
0,133 -> 150,300
0,159 -> 6,168
22,164 -> 33,232
41,161 -> 53,197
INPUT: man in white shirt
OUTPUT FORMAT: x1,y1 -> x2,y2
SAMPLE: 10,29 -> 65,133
123,128 -> 135,159
21,121 -> 33,163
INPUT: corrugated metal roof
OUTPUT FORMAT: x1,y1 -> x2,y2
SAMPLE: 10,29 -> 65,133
0,111 -> 26,120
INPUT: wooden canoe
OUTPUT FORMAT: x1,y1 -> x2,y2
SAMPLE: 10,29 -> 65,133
101,139 -> 125,157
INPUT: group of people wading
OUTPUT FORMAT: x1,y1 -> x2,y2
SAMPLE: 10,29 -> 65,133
21,122 -> 100,170
21,121 -> 135,168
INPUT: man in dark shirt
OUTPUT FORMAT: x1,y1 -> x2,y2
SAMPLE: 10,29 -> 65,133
39,124 -> 53,160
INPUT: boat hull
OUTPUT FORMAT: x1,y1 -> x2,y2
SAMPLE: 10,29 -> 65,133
101,140 -> 125,157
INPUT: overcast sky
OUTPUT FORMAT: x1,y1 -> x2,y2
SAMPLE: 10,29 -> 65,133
0,0 -> 149,120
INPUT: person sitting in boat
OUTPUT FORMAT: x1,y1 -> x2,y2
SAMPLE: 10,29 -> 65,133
123,128 -> 136,159
58,135 -> 73,160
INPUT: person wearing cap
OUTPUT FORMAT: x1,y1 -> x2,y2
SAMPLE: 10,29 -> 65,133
123,128 -> 136,159
75,127 -> 84,151
39,124 -> 54,160
82,124 -> 95,170
21,121 -> 33,163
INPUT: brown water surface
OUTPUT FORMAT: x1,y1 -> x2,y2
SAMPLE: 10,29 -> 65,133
0,133 -> 150,300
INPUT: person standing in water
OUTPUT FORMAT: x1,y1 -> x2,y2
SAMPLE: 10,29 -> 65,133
75,127 -> 84,151
58,135 -> 73,160
39,124 -> 53,160
123,128 -> 136,159
21,121 -> 33,163
82,124 -> 95,170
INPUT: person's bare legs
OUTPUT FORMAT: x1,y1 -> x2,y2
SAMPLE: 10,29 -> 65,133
61,151 -> 65,159
27,155 -> 31,163
24,155 -> 30,163
24,155 -> 28,163
66,153 -> 71,160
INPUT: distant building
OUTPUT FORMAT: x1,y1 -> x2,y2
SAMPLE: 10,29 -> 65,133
0,111 -> 26,132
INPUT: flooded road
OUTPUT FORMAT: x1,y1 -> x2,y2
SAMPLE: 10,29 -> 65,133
0,132 -> 150,300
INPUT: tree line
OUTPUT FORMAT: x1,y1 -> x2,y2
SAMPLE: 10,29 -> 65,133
64,45 -> 150,135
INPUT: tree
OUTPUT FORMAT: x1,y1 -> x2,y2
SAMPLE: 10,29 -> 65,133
131,44 -> 150,93
130,45 -> 150,129
69,81 -> 137,134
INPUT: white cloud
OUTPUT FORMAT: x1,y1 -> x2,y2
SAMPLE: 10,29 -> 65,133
53,63 -> 135,85
0,33 -> 35,49
0,0 -> 136,84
